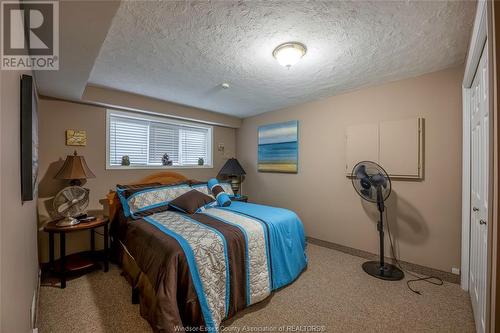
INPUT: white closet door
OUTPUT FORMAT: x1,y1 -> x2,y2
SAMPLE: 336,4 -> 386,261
470,42 -> 488,333
345,123 -> 379,174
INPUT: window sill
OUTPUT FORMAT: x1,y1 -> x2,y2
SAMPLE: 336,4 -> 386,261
106,165 -> 214,171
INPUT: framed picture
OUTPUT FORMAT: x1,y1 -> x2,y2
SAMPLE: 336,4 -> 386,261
20,74 -> 38,202
66,129 -> 87,146
258,120 -> 298,173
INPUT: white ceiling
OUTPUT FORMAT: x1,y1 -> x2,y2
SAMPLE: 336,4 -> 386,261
86,1 -> 474,117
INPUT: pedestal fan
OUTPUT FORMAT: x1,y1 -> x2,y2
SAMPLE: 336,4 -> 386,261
351,161 -> 404,281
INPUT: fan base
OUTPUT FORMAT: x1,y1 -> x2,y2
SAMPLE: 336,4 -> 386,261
56,217 -> 80,227
362,261 -> 404,281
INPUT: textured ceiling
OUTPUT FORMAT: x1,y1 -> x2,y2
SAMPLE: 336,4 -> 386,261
89,1 -> 475,117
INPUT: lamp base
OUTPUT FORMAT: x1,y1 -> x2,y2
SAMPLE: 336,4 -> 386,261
69,179 -> 82,186
230,178 -> 241,195
362,261 -> 404,281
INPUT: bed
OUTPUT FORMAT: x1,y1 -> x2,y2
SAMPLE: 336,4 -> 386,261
107,172 -> 307,333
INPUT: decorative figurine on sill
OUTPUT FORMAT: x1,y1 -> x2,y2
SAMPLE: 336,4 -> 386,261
162,153 -> 173,166
121,155 -> 130,166
198,157 -> 204,166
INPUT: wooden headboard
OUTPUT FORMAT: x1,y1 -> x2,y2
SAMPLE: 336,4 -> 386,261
106,171 -> 189,221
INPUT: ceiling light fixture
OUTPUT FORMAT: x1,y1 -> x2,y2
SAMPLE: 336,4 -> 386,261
272,42 -> 307,68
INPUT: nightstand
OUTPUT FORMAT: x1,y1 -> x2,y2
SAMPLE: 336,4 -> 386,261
231,195 -> 248,202
43,216 -> 109,288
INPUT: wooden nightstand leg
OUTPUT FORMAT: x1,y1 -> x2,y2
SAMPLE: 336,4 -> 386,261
132,287 -> 140,304
49,232 -> 54,271
103,224 -> 109,272
90,228 -> 95,260
60,233 -> 66,289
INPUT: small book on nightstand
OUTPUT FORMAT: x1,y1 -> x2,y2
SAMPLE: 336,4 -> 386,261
78,216 -> 96,223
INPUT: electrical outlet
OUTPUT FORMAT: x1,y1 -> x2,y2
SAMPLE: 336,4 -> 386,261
452,267 -> 460,275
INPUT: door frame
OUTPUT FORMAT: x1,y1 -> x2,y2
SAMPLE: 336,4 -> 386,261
0,43 -> 2,332
462,0 -> 495,330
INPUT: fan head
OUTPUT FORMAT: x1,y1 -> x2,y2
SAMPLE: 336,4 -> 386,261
351,161 -> 391,203
53,186 -> 89,226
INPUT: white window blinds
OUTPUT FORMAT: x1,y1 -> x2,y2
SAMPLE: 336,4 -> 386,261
107,110 -> 212,168
180,126 -> 209,165
149,122 -> 179,165
109,116 -> 149,166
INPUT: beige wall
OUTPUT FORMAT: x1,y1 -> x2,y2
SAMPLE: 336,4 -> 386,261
37,97 -> 237,262
237,66 -> 463,273
1,69 -> 39,332
83,85 -> 241,128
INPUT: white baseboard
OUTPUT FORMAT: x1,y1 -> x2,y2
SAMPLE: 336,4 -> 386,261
31,268 -> 41,330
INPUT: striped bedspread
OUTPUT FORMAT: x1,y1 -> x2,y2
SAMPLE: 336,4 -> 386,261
135,202 -> 307,332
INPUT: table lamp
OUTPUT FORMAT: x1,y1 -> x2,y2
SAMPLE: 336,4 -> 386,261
217,158 -> 246,195
54,150 -> 95,186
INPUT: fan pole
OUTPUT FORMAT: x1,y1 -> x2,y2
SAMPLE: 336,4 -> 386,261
361,186 -> 404,281
376,186 -> 385,268
378,207 -> 384,268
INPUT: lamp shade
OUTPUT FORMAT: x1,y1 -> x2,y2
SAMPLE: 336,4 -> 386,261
54,150 -> 95,180
217,158 -> 246,177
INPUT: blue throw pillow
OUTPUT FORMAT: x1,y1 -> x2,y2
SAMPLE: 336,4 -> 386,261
207,178 -> 231,207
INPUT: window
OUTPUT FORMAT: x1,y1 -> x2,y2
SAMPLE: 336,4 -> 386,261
107,110 -> 212,168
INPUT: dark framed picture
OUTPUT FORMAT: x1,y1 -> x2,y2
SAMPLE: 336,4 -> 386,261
20,74 -> 38,202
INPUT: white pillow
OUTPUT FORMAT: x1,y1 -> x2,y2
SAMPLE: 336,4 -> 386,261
191,182 -> 234,196
191,183 -> 214,198
219,182 -> 234,196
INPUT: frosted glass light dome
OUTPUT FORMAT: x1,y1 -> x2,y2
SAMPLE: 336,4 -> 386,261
272,42 -> 307,68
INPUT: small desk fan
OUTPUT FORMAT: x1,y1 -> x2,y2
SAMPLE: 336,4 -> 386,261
53,186 -> 89,226
351,161 -> 404,281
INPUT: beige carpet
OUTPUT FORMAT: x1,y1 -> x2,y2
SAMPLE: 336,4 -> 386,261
38,244 -> 475,332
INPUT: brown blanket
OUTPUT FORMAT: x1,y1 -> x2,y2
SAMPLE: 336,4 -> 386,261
120,211 -> 247,332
